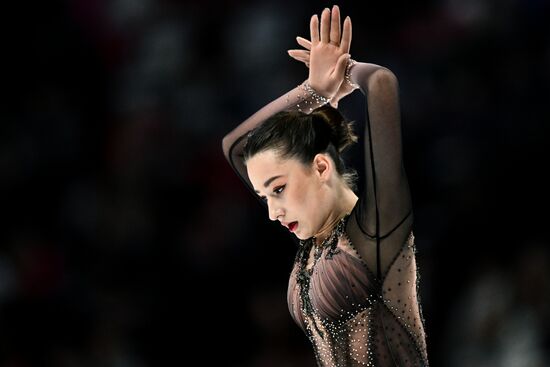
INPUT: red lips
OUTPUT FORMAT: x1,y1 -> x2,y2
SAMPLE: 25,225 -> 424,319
282,221 -> 298,232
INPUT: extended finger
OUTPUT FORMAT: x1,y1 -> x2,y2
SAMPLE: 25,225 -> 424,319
330,5 -> 341,44
287,50 -> 310,61
310,14 -> 319,45
320,8 -> 330,43
340,16 -> 352,53
296,37 -> 311,50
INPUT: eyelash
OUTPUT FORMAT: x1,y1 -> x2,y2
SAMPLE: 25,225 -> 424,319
260,185 -> 285,202
274,185 -> 285,194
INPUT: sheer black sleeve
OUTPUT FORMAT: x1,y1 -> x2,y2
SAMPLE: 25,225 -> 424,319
345,62 -> 414,280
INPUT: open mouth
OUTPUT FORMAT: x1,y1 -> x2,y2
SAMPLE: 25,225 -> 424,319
288,222 -> 298,232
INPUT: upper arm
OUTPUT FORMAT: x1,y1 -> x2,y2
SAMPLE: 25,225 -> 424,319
357,68 -> 412,238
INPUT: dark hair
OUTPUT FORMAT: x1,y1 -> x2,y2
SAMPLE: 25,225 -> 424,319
243,104 -> 359,192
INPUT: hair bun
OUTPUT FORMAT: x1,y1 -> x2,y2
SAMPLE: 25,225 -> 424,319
311,105 -> 358,153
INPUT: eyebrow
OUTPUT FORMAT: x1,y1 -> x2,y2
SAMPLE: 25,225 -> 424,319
254,175 -> 284,194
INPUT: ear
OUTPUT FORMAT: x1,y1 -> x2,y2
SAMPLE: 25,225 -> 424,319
312,153 -> 333,182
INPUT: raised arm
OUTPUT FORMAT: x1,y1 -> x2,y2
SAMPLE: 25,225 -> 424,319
221,6 -> 351,204
345,61 -> 414,279
221,81 -> 330,202
287,9 -> 413,254
351,63 -> 412,239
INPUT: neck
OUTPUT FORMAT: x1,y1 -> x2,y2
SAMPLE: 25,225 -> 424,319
313,186 -> 358,246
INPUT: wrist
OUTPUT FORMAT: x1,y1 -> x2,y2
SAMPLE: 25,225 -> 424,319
345,58 -> 359,89
302,81 -> 332,105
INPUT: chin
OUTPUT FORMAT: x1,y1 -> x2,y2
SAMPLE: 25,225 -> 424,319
295,231 -> 310,241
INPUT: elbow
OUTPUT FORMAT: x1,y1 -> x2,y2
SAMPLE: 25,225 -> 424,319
222,135 -> 232,160
368,68 -> 399,91
351,63 -> 398,91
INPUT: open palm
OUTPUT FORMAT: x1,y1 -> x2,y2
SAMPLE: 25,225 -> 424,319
288,5 -> 357,106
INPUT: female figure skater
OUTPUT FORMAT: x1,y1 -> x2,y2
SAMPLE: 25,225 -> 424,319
222,5 -> 429,366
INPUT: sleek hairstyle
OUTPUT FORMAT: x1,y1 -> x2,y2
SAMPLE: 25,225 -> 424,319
243,105 -> 359,192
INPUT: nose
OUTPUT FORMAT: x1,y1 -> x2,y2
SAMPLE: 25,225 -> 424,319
267,201 -> 283,222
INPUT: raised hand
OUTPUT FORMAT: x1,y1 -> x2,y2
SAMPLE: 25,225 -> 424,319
299,5 -> 352,100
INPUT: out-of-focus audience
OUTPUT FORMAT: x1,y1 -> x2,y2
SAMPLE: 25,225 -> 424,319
2,0 -> 549,365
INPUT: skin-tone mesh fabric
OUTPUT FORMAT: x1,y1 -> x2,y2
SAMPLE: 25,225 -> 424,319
222,63 -> 428,366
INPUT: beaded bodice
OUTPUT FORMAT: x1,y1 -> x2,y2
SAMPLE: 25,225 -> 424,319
287,212 -> 428,367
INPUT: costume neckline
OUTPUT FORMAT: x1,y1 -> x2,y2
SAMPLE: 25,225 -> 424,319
300,212 -> 351,249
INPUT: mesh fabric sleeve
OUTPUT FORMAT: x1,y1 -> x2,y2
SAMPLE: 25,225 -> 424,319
345,62 -> 415,280
221,81 -> 331,207
345,63 -> 429,363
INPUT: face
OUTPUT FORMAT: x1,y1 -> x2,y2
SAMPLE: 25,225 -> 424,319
246,149 -> 335,240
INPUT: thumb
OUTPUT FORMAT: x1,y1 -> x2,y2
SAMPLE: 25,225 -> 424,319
332,53 -> 350,81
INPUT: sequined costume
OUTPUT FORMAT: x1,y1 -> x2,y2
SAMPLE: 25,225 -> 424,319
222,62 -> 429,366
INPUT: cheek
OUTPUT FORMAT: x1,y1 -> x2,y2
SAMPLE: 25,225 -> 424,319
291,179 -> 324,227
287,181 -> 308,211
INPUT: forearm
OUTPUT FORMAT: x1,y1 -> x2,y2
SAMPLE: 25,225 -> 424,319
222,80 -> 330,160
220,79 -> 335,204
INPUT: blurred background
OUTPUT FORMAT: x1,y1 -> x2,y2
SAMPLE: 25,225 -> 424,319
2,0 -> 549,366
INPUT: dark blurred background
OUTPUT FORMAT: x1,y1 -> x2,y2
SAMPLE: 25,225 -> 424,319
1,0 -> 549,366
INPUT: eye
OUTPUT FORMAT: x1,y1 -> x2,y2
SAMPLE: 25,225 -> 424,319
273,185 -> 285,195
